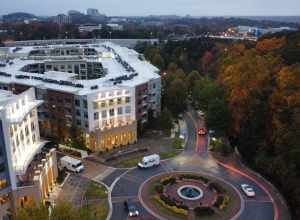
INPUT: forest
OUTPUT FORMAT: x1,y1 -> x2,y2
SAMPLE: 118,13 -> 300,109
136,31 -> 300,219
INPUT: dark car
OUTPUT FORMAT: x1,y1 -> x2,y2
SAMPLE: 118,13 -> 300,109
124,200 -> 139,217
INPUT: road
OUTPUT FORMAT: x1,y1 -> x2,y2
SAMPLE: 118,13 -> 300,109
103,110 -> 282,220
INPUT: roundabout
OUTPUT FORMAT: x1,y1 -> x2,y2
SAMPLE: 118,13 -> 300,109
139,172 -> 241,220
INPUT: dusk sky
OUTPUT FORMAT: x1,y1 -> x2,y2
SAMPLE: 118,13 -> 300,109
1,0 -> 300,16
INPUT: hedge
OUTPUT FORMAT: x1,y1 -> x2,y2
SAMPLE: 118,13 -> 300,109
153,195 -> 188,216
160,176 -> 176,185
194,206 -> 215,216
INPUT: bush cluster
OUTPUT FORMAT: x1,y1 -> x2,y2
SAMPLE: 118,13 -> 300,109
154,183 -> 164,194
214,195 -> 230,210
153,195 -> 188,216
160,176 -> 176,185
208,182 -> 225,194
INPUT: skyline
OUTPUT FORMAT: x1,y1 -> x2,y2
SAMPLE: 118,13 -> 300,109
1,0 -> 300,16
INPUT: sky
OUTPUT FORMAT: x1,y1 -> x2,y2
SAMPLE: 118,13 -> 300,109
1,0 -> 300,16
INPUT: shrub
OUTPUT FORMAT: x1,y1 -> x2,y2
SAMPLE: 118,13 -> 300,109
213,195 -> 230,209
153,196 -> 188,216
160,176 -> 176,185
208,182 -> 225,194
154,184 -> 164,194
194,206 -> 215,217
160,194 -> 176,206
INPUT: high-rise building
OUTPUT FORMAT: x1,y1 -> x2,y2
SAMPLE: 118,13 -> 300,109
0,88 -> 58,219
52,14 -> 71,25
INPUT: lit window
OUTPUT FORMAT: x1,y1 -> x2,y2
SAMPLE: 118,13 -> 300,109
0,179 -> 7,189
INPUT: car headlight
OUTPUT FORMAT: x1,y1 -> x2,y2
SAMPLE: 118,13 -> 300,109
129,213 -> 133,217
136,211 -> 139,215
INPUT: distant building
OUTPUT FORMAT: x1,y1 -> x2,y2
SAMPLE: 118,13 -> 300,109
68,10 -> 82,16
86,8 -> 100,16
78,24 -> 102,33
107,23 -> 124,31
52,14 -> 71,25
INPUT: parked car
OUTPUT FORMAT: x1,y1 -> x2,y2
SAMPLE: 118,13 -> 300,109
138,154 -> 160,168
60,156 -> 84,173
124,200 -> 139,217
241,184 -> 255,197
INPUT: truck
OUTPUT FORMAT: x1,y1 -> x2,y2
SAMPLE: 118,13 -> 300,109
138,154 -> 160,168
60,156 -> 84,173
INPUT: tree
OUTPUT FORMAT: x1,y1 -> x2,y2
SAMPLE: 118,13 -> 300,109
152,53 -> 165,70
186,70 -> 201,90
165,79 -> 188,115
159,108 -> 173,132
205,98 -> 230,137
14,204 -> 48,220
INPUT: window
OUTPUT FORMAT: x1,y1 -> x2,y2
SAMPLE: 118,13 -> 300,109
76,120 -> 81,126
117,98 -> 122,105
25,126 -> 29,136
125,106 -> 131,114
0,179 -> 7,189
109,109 -> 115,116
75,99 -> 80,106
94,112 -> 99,120
84,112 -> 88,118
0,164 -> 5,173
117,107 -> 123,115
80,64 -> 86,68
32,134 -> 36,143
31,122 -> 35,131
101,102 -> 106,108
102,110 -> 107,118
125,97 -> 130,103
76,110 -> 81,116
109,99 -> 114,106
83,100 -> 88,108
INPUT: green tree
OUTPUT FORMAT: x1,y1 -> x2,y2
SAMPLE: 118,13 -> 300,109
151,53 -> 165,70
165,79 -> 188,115
159,108 -> 173,132
205,98 -> 230,137
186,70 -> 201,90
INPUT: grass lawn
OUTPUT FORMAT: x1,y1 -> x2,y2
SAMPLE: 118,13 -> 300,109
85,182 -> 108,200
83,182 -> 109,220
115,155 -> 143,168
160,150 -> 181,159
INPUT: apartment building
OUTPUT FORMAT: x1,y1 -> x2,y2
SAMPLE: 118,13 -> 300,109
0,42 -> 161,152
0,88 -> 58,219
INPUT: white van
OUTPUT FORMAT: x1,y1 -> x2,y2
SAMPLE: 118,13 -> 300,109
138,154 -> 160,168
60,156 -> 85,173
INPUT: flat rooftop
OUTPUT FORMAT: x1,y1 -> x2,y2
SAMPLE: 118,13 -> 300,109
0,42 -> 160,95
